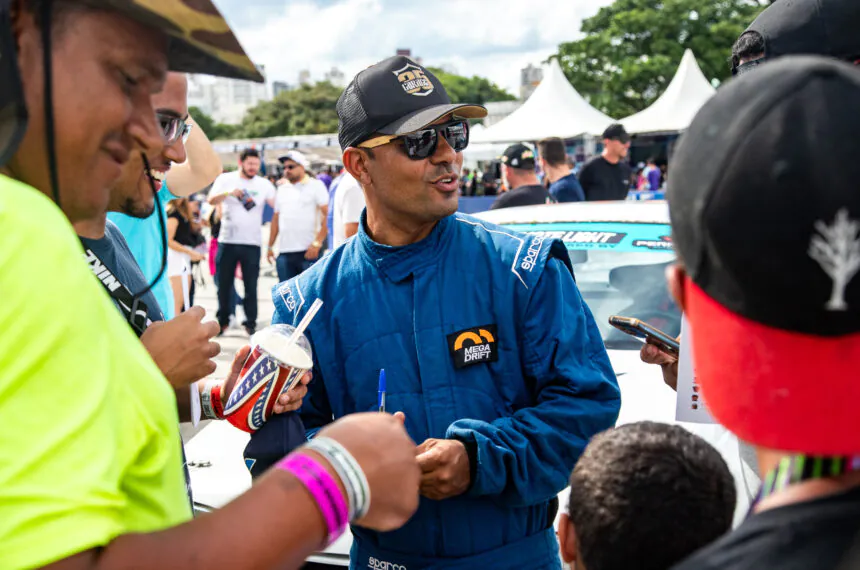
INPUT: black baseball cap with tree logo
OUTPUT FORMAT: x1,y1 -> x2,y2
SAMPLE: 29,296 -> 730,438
669,55 -> 860,455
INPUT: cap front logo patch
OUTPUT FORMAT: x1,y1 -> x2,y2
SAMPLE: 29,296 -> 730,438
393,62 -> 434,97
448,325 -> 498,369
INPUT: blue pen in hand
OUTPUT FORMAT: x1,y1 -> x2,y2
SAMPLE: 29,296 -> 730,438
378,369 -> 386,413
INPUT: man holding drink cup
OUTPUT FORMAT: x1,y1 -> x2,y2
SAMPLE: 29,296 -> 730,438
0,1 -> 421,568
263,56 -> 621,569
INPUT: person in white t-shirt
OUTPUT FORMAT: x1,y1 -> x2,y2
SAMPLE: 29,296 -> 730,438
332,171 -> 366,248
267,151 -> 329,282
207,148 -> 276,335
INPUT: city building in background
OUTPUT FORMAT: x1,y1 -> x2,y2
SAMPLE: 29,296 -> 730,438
323,67 -> 346,87
272,81 -> 290,98
520,63 -> 544,101
187,64 -> 270,125
396,48 -> 423,65
298,69 -> 312,86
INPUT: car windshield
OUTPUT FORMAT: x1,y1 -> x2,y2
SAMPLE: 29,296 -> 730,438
504,221 -> 681,351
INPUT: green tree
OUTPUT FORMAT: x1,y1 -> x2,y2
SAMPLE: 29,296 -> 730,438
428,67 -> 516,104
234,81 -> 342,138
188,106 -> 239,140
553,0 -> 769,118
213,70 -> 514,140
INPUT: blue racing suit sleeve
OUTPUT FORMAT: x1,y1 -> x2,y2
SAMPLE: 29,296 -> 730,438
446,257 -> 621,507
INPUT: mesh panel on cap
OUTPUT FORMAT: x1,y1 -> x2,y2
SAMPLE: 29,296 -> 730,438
337,82 -> 370,151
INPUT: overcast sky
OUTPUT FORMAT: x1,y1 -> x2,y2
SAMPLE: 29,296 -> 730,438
216,0 -> 614,94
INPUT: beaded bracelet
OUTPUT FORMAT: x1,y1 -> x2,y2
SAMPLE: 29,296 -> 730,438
306,437 -> 371,520
276,453 -> 349,545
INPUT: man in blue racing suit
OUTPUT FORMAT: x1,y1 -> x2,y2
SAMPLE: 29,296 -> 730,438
256,56 -> 621,569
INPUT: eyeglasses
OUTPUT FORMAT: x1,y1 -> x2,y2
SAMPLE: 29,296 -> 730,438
157,113 -> 192,145
359,120 -> 470,160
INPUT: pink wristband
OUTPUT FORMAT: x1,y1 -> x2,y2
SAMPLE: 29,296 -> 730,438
276,453 -> 348,544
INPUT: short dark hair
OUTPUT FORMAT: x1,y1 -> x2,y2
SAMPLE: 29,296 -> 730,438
239,148 -> 260,162
537,138 -> 568,167
732,31 -> 766,70
567,422 -> 736,570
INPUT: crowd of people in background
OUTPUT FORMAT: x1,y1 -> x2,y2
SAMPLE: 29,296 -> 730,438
164,125 -> 662,321
458,123 -> 667,209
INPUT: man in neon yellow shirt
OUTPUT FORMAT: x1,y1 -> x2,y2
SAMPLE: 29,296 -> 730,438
0,3 -> 422,569
0,173 -> 192,567
0,0 -> 261,565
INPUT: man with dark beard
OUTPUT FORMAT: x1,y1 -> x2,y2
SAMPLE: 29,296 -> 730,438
108,79 -> 223,321
74,71 -> 310,419
209,148 -> 276,336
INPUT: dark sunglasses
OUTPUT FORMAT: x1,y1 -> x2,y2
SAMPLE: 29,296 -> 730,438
157,113 -> 192,145
359,120 -> 470,160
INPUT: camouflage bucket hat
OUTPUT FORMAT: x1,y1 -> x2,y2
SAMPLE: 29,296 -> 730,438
101,0 -> 263,82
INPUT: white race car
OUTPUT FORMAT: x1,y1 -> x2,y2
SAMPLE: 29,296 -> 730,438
187,201 -> 754,569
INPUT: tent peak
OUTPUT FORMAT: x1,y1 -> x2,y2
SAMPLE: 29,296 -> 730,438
471,58 -> 615,144
620,49 -> 716,135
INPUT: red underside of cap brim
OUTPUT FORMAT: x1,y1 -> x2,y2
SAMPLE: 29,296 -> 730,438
685,280 -> 860,455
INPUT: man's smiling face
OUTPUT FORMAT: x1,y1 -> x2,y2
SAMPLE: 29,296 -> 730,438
110,72 -> 189,218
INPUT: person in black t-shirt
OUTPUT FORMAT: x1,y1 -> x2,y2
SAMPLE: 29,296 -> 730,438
578,124 -> 632,201
490,143 -> 549,210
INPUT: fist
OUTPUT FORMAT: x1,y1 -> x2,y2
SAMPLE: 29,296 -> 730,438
317,413 -> 420,531
415,438 -> 471,501
141,306 -> 220,388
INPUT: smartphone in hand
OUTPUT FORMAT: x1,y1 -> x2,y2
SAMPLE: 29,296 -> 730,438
608,315 -> 680,357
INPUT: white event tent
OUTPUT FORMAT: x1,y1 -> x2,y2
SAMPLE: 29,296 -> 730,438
471,59 -> 615,144
620,49 -> 717,135
462,124 -> 508,167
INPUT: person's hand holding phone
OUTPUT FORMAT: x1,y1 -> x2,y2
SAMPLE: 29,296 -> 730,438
640,341 -> 679,391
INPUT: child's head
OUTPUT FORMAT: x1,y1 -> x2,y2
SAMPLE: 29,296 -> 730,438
560,422 -> 736,570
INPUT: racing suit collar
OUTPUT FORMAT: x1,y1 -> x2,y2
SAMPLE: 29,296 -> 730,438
357,211 -> 452,283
